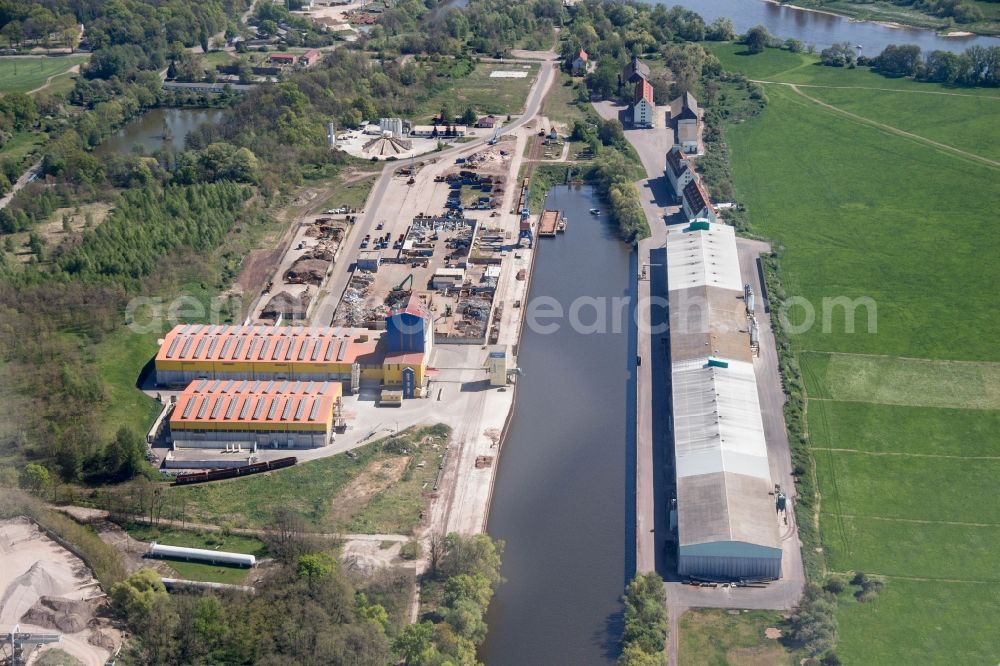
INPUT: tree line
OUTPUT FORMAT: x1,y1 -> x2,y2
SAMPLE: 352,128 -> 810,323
868,43 -> 1000,86
108,526 -> 504,666
618,572 -> 668,666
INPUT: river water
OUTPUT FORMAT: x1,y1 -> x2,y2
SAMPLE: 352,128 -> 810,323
654,0 -> 1000,53
482,186 -> 635,665
95,108 -> 224,157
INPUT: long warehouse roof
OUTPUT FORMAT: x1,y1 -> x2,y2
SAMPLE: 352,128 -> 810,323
669,285 -> 752,363
671,357 -> 779,549
170,379 -> 341,428
156,324 -> 380,365
666,221 -> 742,293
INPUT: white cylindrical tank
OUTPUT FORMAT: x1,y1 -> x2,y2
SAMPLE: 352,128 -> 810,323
148,542 -> 256,567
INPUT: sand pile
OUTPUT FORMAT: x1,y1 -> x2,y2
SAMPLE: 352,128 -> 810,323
0,560 -> 76,624
21,595 -> 94,633
1,518 -> 120,666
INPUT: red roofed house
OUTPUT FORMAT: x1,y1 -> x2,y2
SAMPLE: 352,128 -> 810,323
571,48 -> 589,75
268,53 -> 297,66
476,114 -> 498,129
632,78 -> 655,128
299,49 -> 320,68
681,177 -> 718,223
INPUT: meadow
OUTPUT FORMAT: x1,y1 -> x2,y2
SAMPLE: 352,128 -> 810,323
167,425 -> 450,533
0,56 -> 86,93
415,62 -> 539,122
678,609 -> 795,665
716,43 -> 1000,663
124,522 -> 266,584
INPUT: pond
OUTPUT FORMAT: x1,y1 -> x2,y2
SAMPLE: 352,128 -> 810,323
95,108 -> 224,157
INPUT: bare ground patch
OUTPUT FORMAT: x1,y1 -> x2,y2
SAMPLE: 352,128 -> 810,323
328,456 -> 410,527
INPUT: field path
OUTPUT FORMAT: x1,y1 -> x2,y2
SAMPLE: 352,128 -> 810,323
812,447 -> 1000,460
829,570 -> 1000,584
826,513 -> 1000,528
778,83 -> 1000,169
752,79 -> 1000,100
26,63 -> 81,95
56,504 -> 409,541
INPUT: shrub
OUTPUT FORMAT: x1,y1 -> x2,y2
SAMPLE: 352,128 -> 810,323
823,575 -> 847,595
401,539 -> 421,560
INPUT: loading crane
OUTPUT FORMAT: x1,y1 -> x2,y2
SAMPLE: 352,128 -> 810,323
488,122 -> 502,145
392,273 -> 414,293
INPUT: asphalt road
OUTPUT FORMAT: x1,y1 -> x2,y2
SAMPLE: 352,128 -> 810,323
0,160 -> 41,211
311,56 -> 556,325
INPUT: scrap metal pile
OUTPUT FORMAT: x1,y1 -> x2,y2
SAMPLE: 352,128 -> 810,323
334,272 -> 389,326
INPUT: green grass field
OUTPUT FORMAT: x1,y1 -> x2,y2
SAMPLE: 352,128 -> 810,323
712,45 -> 1000,362
808,399 -> 1000,456
167,425 -> 449,532
415,62 -> 538,122
718,44 -> 1000,663
678,609 -> 795,666
313,172 -> 378,214
0,56 -> 86,94
0,129 -> 47,165
124,522 -> 266,584
834,579 -> 1000,665
801,352 -> 1000,409
798,0 -> 1000,36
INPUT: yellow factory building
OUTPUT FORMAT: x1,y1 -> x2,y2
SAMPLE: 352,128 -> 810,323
155,323 -> 428,396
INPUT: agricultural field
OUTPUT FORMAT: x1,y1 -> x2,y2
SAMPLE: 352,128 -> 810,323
0,56 -> 86,93
167,425 -> 450,533
717,44 -> 1000,663
678,609 -> 795,666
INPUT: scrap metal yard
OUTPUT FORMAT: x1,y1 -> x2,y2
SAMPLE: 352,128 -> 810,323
139,53 -> 559,548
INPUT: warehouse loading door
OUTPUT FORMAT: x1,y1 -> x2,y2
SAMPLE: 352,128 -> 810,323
402,367 -> 415,399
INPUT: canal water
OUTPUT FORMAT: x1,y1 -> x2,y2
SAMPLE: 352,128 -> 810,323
95,108 -> 224,156
483,185 -> 636,665
654,0 -> 1000,53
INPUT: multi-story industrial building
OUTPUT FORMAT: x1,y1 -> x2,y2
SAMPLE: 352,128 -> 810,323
681,177 -> 718,223
665,146 -> 695,200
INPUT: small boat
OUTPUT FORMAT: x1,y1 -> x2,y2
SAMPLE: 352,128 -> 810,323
589,208 -> 600,215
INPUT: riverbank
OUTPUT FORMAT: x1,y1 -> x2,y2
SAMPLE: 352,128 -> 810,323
657,0 -> 1000,51
763,0 -> 1000,37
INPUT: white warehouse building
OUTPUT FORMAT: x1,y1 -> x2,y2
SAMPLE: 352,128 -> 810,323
666,220 -> 782,580
671,357 -> 782,579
